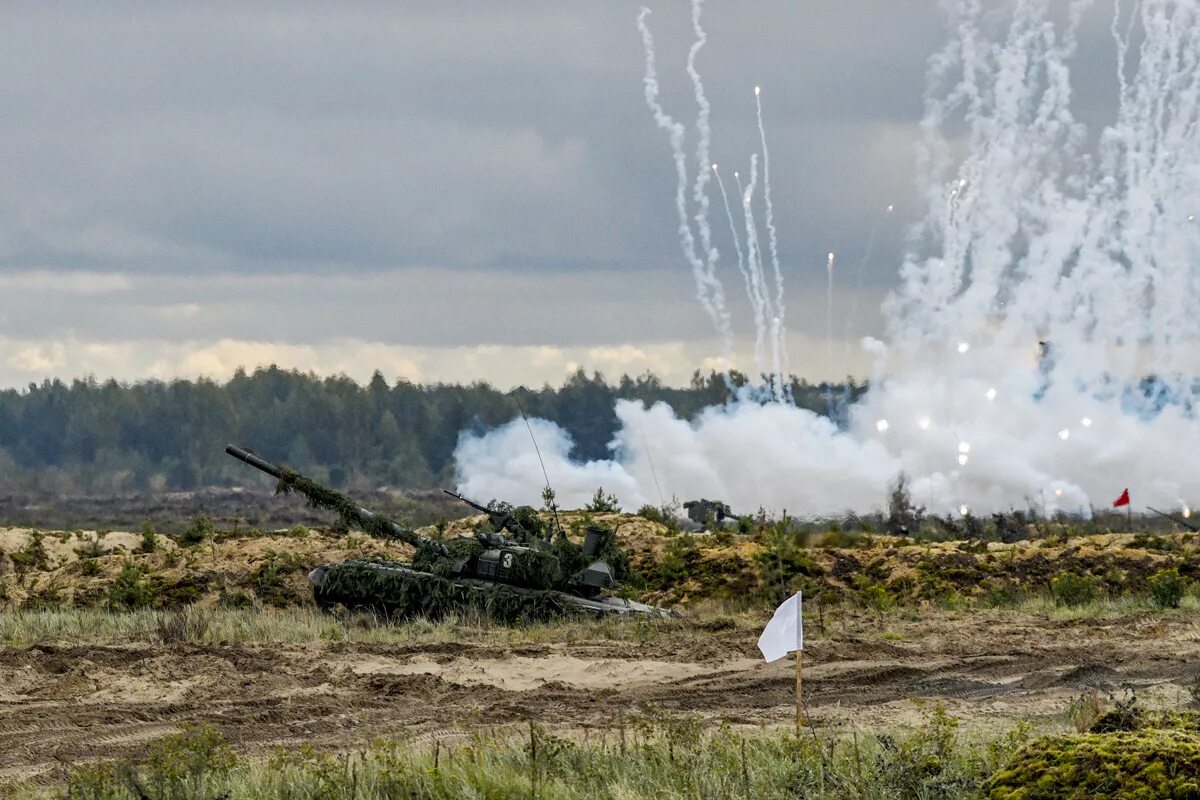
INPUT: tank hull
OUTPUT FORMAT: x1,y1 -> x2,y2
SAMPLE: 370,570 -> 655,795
309,559 -> 676,622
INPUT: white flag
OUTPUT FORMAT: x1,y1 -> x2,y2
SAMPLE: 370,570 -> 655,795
757,591 -> 803,662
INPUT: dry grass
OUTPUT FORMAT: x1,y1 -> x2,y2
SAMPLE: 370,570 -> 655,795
0,605 -> 700,648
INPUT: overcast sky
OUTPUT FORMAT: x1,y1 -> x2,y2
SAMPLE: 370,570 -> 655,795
0,1 -> 1127,388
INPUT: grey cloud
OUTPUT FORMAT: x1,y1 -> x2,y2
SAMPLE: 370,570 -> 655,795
0,0 -> 944,280
0,1 -> 1146,384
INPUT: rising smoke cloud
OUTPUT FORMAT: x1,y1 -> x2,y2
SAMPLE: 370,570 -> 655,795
455,0 -> 1200,517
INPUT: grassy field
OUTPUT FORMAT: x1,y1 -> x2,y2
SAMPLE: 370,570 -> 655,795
0,604 -> 693,648
9,704 -> 1033,800
6,599 -> 1200,798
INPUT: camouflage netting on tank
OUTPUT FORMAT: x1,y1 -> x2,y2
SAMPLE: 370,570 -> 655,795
313,560 -> 575,623
504,546 -> 561,589
485,501 -> 547,544
411,538 -> 484,577
411,537 -> 561,590
276,471 -> 403,541
551,526 -> 631,583
986,710 -> 1200,799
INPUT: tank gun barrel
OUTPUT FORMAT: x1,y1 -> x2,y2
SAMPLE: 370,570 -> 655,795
1147,505 -> 1200,533
442,489 -> 490,516
226,444 -> 448,556
226,444 -> 286,480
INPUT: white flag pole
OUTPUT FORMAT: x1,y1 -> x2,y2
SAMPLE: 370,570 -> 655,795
794,591 -> 803,736
756,590 -> 806,734
795,648 -> 803,736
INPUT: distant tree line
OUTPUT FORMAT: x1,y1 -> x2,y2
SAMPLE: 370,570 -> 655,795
0,366 -> 865,494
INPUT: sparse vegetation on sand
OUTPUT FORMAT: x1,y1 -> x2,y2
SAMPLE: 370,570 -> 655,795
10,705 -> 1035,800
4,595 -> 1200,797
17,700 -> 1198,799
3,508 -> 1200,616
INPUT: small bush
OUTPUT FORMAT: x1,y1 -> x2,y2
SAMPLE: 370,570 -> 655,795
1067,688 -> 1106,733
108,559 -> 153,610
1050,572 -> 1098,607
59,760 -> 124,799
75,533 -> 108,560
178,515 -> 214,546
585,487 -> 621,513
638,504 -> 664,522
147,573 -> 211,609
1147,567 -> 1188,609
138,725 -> 238,798
137,521 -> 159,554
855,581 -> 895,613
11,532 -> 50,575
875,704 -> 977,798
22,579 -> 66,611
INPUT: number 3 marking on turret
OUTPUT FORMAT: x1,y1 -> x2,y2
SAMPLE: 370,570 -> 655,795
502,553 -> 514,569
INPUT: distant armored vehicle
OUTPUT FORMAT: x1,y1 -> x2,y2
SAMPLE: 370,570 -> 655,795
683,499 -> 736,527
226,445 -> 674,622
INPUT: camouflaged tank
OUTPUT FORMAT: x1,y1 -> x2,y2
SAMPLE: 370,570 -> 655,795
226,445 -> 675,622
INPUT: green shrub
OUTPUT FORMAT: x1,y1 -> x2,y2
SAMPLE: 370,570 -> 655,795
138,521 -> 159,554
585,487 -> 621,513
876,704 -> 978,798
147,574 -> 211,609
21,579 -> 66,611
75,533 -> 108,560
637,503 -> 680,533
138,725 -> 237,798
1050,572 -> 1098,607
178,515 -> 214,546
108,559 -> 153,610
11,532 -> 50,574
58,760 -> 124,800
1147,567 -> 1188,609
855,581 -> 895,613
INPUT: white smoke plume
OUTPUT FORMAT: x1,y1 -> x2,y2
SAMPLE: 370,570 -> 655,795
636,7 -> 734,360
455,0 -> 1200,517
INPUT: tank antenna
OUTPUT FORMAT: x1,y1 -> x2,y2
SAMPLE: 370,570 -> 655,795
516,396 -> 564,538
643,429 -> 666,509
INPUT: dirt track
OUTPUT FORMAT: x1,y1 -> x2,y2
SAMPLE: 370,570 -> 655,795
4,610 -> 1198,786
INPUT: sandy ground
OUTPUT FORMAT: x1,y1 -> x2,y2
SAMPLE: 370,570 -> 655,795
3,609 -> 1199,787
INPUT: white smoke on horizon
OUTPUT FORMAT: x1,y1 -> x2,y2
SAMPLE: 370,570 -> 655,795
454,0 -> 1200,518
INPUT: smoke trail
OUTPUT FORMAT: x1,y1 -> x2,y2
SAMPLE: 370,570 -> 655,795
713,165 -> 757,339
731,167 -> 775,382
741,156 -> 776,391
637,8 -> 733,356
754,86 -> 790,392
685,0 -> 729,366
826,252 -> 835,382
732,168 -> 771,374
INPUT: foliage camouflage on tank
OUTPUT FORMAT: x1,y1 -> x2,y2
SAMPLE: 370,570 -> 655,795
311,560 -> 573,623
225,444 -> 674,621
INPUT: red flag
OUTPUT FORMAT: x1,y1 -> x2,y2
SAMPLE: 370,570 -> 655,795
1113,489 -> 1130,508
